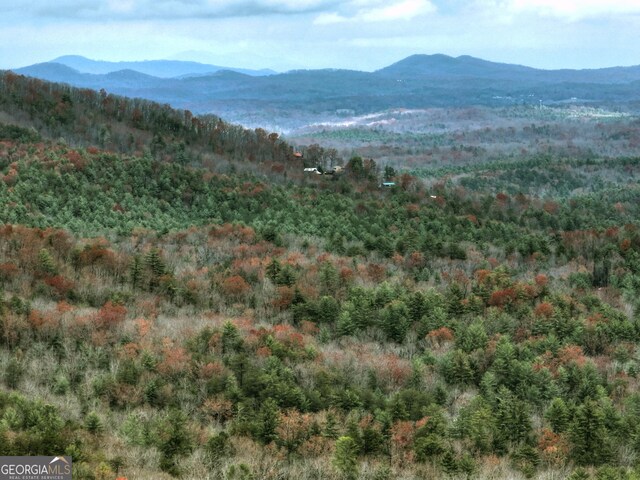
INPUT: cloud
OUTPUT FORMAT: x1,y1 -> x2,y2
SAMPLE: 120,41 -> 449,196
481,0 -> 640,21
314,0 -> 436,24
0,0 -> 342,20
314,12 -> 348,24
361,0 -> 436,21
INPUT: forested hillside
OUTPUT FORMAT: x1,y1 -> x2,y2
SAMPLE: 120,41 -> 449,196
3,73 -> 640,480
0,71 -> 295,170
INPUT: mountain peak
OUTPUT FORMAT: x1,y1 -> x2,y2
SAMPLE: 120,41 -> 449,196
52,54 -> 91,62
376,53 -> 535,78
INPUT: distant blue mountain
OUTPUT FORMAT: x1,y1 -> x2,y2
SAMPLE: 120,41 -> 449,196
51,55 -> 276,78
376,54 -> 538,78
377,54 -> 640,84
15,62 -> 83,84
15,63 -> 166,91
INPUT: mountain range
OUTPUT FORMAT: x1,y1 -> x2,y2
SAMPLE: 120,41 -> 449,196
11,54 -> 640,130
50,55 -> 276,77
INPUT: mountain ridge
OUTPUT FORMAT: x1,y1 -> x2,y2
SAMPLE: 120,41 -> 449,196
11,53 -> 640,129
51,54 -> 277,78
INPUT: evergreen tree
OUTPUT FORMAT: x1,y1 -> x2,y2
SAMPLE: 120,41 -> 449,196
222,321 -> 242,354
276,264 -> 297,287
333,436 -> 359,480
130,254 -> 143,289
38,249 -> 57,276
337,310 -> 356,336
323,410 -> 339,439
85,411 -> 103,435
494,387 -> 531,449
257,398 -> 279,444
145,248 -> 166,277
569,400 -> 612,466
205,431 -> 235,465
545,397 -> 571,433
156,408 -> 193,475
379,300 -> 410,343
4,357 -> 23,389
266,258 -> 281,283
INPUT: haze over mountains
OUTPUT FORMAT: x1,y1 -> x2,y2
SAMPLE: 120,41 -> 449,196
12,54 -> 640,131
50,55 -> 277,78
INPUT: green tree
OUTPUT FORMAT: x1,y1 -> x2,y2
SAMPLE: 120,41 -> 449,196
156,408 -> 192,475
317,296 -> 340,324
456,321 -> 488,353
379,300 -> 410,343
222,321 -> 242,354
441,349 -> 475,386
204,431 -> 235,465
85,411 -> 103,435
4,357 -> 23,389
323,410 -> 339,439
383,165 -> 396,181
545,397 -> 570,433
347,156 -> 364,179
130,255 -> 143,289
333,436 -> 359,480
257,398 -> 279,444
145,248 -> 166,277
494,387 -> 531,449
569,400 -> 612,466
38,249 -> 57,276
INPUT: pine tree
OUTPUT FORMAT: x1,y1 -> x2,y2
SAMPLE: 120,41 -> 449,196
38,249 -> 57,276
323,411 -> 339,439
130,254 -> 142,289
85,411 -> 103,435
337,310 -> 356,336
494,386 -> 531,449
4,357 -> 23,389
545,397 -> 570,433
266,258 -> 281,283
156,408 -> 192,475
414,435 -> 446,462
221,321 -> 242,354
145,248 -> 166,277
442,349 -> 475,386
388,394 -> 409,421
144,378 -> 161,406
379,300 -> 410,343
204,431 -> 235,465
257,398 -> 279,444
441,449 -> 458,475
276,264 -> 297,287
345,416 -> 364,454
333,436 -> 359,480
569,400 -> 612,466
317,296 -> 340,324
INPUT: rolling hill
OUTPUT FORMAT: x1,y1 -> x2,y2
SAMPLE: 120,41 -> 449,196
13,54 -> 640,130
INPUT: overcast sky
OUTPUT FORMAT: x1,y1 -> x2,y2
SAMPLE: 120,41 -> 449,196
1,0 -> 639,72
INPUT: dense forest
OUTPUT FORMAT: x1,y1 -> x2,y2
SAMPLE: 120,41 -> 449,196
3,71 -> 640,480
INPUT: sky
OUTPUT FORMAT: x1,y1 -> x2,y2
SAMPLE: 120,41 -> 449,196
1,0 -> 639,72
